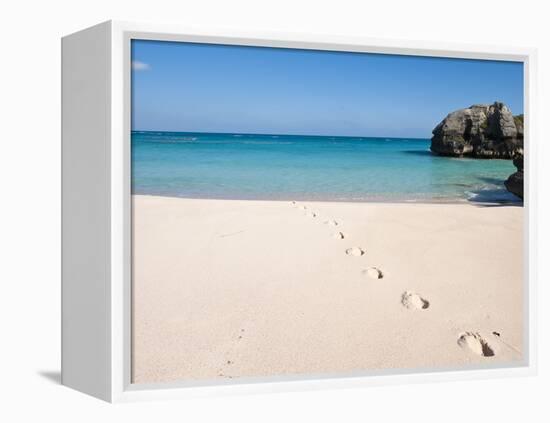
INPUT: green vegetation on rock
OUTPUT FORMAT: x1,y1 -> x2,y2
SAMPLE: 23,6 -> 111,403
513,114 -> 524,127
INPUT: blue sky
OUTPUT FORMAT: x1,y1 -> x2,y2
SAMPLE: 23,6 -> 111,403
131,40 -> 523,138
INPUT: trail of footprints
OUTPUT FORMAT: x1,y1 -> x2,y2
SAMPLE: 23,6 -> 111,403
289,201 -> 504,359
217,200 -> 500,378
217,328 -> 246,378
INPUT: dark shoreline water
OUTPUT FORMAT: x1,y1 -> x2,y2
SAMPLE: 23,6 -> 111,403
132,193 -> 524,207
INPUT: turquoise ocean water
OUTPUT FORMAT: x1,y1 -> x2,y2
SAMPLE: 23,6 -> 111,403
131,131 -> 519,203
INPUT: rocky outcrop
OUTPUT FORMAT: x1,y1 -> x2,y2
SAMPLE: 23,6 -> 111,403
504,152 -> 524,199
430,102 -> 523,159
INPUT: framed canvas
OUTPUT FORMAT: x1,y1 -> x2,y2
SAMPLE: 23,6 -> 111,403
61,20 -> 538,402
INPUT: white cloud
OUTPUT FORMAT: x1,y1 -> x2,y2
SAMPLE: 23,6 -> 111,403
132,60 -> 150,71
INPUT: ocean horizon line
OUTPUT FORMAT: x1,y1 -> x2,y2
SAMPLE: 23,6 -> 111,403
131,129 -> 430,141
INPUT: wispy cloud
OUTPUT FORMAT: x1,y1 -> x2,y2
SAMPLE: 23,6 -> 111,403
132,60 -> 151,71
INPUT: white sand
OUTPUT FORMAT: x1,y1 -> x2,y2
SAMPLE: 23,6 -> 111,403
132,195 -> 524,384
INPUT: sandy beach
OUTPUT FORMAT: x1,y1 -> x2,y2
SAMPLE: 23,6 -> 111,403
132,195 -> 524,384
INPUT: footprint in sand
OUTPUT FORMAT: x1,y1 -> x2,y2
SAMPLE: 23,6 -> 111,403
299,205 -> 307,210
324,220 -> 339,226
306,211 -> 317,218
363,267 -> 384,279
333,231 -> 345,239
457,332 -> 495,357
217,359 -> 235,378
401,291 -> 430,310
238,328 -> 245,340
345,247 -> 365,257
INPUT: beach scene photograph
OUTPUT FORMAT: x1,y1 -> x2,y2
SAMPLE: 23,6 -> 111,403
130,39 -> 525,384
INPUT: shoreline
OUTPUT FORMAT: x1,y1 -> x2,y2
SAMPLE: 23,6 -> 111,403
132,192 -> 523,206
132,195 -> 524,383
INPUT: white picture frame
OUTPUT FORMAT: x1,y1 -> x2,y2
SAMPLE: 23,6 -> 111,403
61,20 -> 538,403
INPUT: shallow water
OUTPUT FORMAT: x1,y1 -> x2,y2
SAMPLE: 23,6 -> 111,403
131,131 -> 519,203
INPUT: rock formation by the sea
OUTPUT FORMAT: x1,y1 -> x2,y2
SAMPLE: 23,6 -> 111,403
504,152 -> 524,199
430,102 -> 523,159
